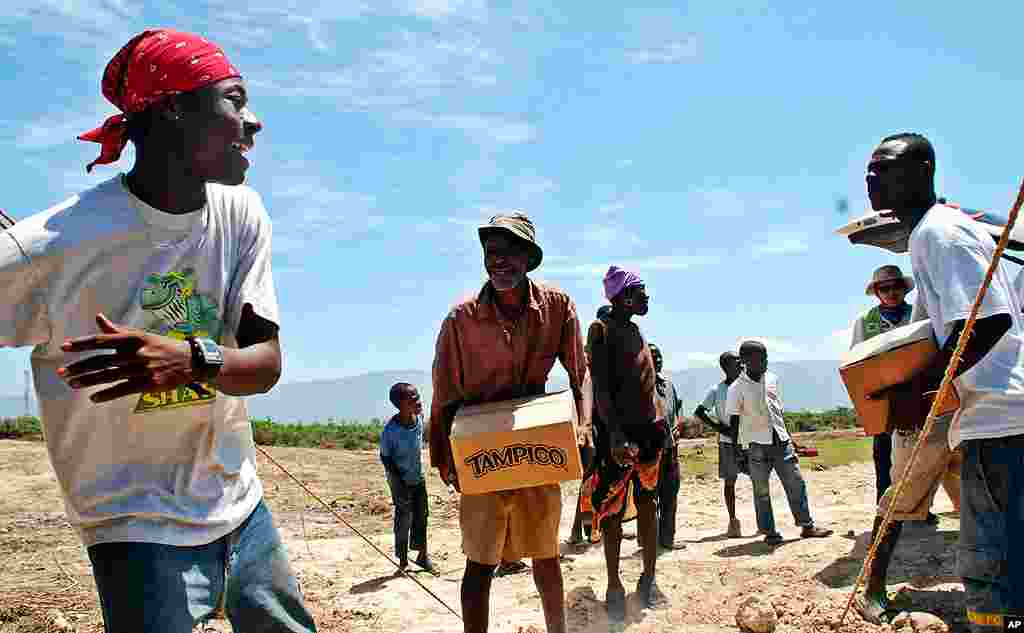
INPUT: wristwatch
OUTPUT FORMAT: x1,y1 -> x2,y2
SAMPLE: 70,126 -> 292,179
187,336 -> 224,383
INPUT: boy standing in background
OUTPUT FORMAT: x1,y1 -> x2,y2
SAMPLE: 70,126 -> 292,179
381,383 -> 436,574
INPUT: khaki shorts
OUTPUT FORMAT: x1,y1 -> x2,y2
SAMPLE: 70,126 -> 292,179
878,417 -> 962,521
459,484 -> 562,565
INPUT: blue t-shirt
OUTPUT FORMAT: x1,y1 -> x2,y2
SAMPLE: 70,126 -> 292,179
380,415 -> 425,485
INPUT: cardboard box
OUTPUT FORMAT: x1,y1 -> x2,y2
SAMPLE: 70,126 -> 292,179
839,320 -> 959,435
450,390 -> 583,495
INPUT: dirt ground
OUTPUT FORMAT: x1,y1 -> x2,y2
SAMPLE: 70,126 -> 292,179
0,438 -> 966,633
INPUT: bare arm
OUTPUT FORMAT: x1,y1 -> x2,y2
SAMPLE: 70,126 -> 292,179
217,304 -> 281,396
58,305 -> 281,402
587,321 -> 625,448
693,404 -> 731,436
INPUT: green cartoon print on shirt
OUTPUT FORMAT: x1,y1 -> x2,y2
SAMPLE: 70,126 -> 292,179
134,268 -> 223,413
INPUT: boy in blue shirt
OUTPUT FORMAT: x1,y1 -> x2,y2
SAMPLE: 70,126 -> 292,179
381,383 -> 436,574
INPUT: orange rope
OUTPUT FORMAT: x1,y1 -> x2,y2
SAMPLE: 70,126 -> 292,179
839,179 -> 1024,626
255,445 -> 463,622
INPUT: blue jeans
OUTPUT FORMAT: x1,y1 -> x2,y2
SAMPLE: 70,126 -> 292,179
748,438 -> 813,535
87,500 -> 316,633
387,473 -> 428,561
959,435 -> 1024,631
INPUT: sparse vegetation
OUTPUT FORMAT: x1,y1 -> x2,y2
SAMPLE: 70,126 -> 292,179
1,407 -> 860,451
0,416 -> 43,441
678,435 -> 873,478
251,418 -> 385,450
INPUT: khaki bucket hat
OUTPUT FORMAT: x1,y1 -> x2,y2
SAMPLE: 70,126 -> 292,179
865,264 -> 915,295
478,211 -> 543,272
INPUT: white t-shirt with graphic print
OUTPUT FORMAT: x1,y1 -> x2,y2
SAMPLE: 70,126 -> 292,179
0,175 -> 279,547
909,203 -> 1024,448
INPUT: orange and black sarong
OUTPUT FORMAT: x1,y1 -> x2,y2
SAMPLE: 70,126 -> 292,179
581,419 -> 667,542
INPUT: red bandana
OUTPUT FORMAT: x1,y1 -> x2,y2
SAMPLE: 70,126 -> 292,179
78,28 -> 241,172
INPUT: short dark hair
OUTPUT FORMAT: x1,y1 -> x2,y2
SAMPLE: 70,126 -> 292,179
596,305 -> 613,320
738,340 -> 767,358
719,351 -> 739,370
389,382 -> 415,408
879,132 -> 935,165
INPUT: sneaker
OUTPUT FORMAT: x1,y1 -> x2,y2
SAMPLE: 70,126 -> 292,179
726,518 -> 742,538
800,526 -> 833,539
636,574 -> 669,609
763,532 -> 784,546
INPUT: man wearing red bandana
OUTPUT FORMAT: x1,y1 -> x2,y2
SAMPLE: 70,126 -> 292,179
0,29 -> 316,632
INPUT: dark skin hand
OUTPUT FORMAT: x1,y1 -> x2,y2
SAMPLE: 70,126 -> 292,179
694,406 -> 732,436
58,304 -> 281,403
867,314 -> 1011,419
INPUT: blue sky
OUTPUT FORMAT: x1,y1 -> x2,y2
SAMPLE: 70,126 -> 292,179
3,2 -> 1024,396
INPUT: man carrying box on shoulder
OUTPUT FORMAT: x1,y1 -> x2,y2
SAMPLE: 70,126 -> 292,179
855,133 -> 1019,628
428,212 -> 587,633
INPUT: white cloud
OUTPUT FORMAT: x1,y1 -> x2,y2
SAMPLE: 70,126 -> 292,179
407,0 -> 488,20
396,112 -> 536,144
625,37 -> 699,64
730,327 -> 852,362
682,352 -> 721,366
690,188 -> 746,218
516,177 -> 558,199
752,235 -> 810,258
252,30 -> 500,110
577,224 -> 645,250
14,101 -> 112,150
597,200 -> 627,216
544,253 -> 721,277
286,15 -> 332,52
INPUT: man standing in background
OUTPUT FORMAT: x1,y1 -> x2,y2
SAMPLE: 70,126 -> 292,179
649,343 -> 685,552
694,352 -> 745,537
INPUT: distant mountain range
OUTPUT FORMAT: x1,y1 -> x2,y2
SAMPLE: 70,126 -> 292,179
247,360 -> 851,423
0,360 -> 852,422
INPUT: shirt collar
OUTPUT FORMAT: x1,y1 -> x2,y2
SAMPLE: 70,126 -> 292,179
475,277 -> 545,321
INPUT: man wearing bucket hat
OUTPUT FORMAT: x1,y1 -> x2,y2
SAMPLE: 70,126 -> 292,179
0,29 -> 315,632
850,265 -> 915,507
429,211 -> 586,633
853,267 -> 965,623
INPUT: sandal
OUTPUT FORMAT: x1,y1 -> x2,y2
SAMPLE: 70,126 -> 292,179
853,593 -> 899,625
495,560 -> 529,577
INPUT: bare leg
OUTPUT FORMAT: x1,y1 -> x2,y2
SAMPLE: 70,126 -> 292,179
461,560 -> 496,633
601,515 -> 626,620
636,493 -> 658,578
724,480 -> 737,521
531,558 -> 566,633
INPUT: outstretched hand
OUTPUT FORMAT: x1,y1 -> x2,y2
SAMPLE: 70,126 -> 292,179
57,313 -> 197,403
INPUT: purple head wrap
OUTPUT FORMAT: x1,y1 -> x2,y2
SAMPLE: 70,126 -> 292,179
603,266 -> 643,301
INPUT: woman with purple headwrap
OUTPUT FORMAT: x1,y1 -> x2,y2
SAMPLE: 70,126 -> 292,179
580,266 -> 669,620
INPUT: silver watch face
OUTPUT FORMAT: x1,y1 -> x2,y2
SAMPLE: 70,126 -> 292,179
199,338 -> 223,363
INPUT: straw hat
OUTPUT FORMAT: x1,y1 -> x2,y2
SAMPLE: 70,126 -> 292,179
478,212 -> 543,271
865,264 -> 915,295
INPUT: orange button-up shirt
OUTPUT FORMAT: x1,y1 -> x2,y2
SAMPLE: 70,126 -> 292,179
428,279 -> 587,469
